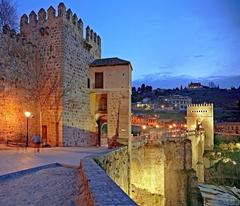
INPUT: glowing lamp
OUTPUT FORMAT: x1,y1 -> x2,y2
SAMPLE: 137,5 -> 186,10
25,111 -> 31,118
24,111 -> 31,147
156,124 -> 159,128
142,125 -> 147,130
169,125 -> 173,129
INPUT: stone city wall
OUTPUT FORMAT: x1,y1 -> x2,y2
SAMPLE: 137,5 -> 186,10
107,90 -> 131,144
187,130 -> 205,182
131,142 -> 165,206
20,3 -> 101,146
61,4 -> 100,146
94,146 -> 131,194
163,138 -> 203,206
94,139 -> 203,206
0,2 -> 102,146
79,158 -> 137,206
0,27 -> 39,143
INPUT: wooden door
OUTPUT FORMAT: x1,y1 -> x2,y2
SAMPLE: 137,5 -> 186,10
42,125 -> 47,143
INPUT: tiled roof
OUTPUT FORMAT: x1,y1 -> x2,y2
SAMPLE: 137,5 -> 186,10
90,57 -> 130,67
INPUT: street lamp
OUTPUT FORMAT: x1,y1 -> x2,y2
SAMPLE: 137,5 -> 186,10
24,111 -> 31,147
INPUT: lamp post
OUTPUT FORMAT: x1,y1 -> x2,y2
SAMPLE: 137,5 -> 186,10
24,111 -> 31,147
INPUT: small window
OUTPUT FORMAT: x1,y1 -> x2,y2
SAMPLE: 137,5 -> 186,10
87,78 -> 90,88
95,72 -> 103,89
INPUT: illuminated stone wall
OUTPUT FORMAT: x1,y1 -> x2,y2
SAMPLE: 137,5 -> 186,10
20,6 -> 65,146
95,140 -> 203,206
187,103 -> 214,150
0,3 -> 101,146
0,29 -> 39,143
131,143 -> 165,206
94,146 -> 130,194
61,4 -> 100,146
187,130 -> 205,182
19,3 -> 101,146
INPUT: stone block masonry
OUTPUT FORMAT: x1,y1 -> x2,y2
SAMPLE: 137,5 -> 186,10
0,27 -> 39,144
95,140 -> 203,206
187,103 -> 214,150
79,158 -> 137,206
0,2 -> 102,146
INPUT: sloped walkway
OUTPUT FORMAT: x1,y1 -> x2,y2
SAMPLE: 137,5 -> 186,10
0,166 -> 81,206
0,144 -> 111,175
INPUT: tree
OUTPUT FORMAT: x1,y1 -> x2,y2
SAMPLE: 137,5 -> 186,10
209,81 -> 217,89
0,0 -> 18,31
132,86 -> 136,93
145,85 -> 152,92
141,83 -> 146,92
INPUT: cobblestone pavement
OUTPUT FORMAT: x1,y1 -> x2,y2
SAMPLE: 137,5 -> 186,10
0,166 -> 82,206
0,145 -> 111,175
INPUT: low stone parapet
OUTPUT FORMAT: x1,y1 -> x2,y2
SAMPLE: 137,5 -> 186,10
79,158 -> 137,206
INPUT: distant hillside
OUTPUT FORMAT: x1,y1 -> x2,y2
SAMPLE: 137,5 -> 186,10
132,85 -> 240,121
133,75 -> 240,89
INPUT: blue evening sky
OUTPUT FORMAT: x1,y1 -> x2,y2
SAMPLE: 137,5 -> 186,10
16,0 -> 240,88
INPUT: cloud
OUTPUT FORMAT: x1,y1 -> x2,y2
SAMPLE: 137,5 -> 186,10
133,73 -> 240,89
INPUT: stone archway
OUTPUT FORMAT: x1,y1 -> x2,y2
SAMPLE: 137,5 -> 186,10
101,122 -> 108,145
96,114 -> 107,146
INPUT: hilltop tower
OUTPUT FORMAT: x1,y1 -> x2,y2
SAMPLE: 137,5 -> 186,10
187,103 -> 214,150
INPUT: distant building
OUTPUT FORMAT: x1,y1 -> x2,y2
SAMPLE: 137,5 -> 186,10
163,95 -> 192,111
132,102 -> 154,110
154,103 -> 174,111
215,122 -> 240,135
188,82 -> 203,89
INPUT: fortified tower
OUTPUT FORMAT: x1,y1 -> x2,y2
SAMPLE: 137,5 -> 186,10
19,2 -> 101,146
0,3 -> 132,147
187,103 -> 214,150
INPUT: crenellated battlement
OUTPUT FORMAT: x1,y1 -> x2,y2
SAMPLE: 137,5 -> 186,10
86,26 -> 101,46
19,2 -> 101,49
1,25 -> 36,52
187,103 -> 213,108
